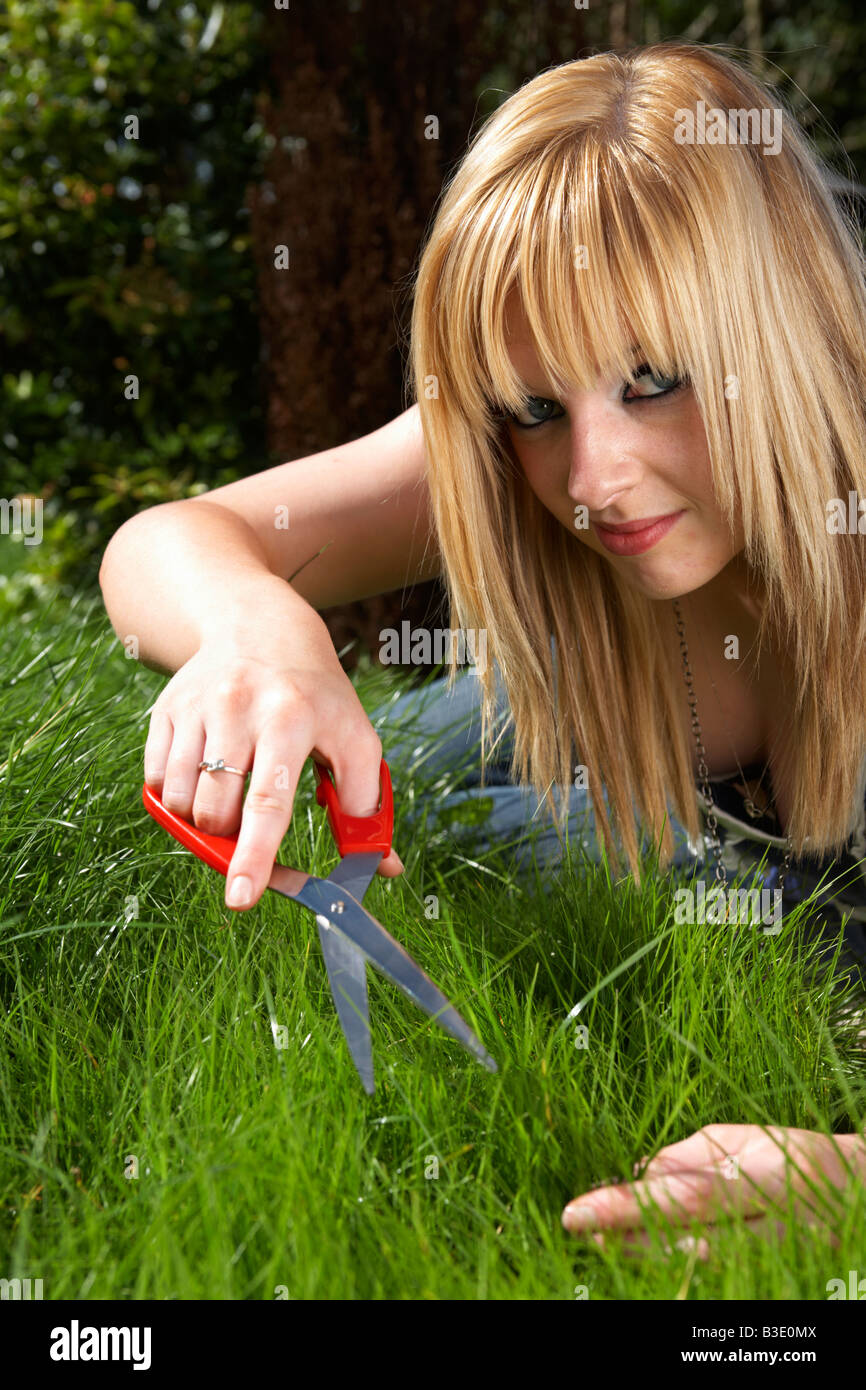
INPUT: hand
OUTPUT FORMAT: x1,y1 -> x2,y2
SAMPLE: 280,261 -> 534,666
144,609 -> 404,911
562,1124 -> 865,1257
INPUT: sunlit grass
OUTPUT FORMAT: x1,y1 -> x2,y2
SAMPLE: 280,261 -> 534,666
1,593 -> 864,1299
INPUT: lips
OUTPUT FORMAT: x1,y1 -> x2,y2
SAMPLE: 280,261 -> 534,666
592,510 -> 685,557
594,513 -> 675,534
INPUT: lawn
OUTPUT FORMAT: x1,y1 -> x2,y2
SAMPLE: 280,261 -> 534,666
1,590 -> 865,1300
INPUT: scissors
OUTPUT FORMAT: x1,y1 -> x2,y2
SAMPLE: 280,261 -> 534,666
141,758 -> 497,1094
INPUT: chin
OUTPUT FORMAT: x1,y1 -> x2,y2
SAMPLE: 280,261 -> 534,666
605,555 -> 719,602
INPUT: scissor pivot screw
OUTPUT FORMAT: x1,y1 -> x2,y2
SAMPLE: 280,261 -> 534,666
330,900 -> 345,914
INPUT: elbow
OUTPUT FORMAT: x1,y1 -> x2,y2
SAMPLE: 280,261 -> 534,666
98,504 -> 160,598
98,525 -> 120,595
98,512 -> 136,595
98,499 -> 174,592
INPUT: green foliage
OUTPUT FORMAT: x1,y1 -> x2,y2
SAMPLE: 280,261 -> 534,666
0,0 -> 269,587
4,0 -> 866,610
1,598 -> 864,1298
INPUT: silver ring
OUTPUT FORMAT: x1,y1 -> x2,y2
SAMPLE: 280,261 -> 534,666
198,758 -> 249,777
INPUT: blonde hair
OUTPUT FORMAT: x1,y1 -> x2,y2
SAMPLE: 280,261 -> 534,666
408,40 -> 866,883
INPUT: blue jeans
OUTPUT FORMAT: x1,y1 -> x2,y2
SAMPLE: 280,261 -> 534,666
371,663 -> 866,984
370,663 -> 704,877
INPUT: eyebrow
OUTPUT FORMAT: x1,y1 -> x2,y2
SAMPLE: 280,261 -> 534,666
518,345 -> 648,398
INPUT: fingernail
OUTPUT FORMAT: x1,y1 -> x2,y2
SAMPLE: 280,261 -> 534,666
226,875 -> 252,908
562,1203 -> 599,1232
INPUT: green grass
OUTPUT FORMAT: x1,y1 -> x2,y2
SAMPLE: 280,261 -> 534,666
1,591 -> 865,1300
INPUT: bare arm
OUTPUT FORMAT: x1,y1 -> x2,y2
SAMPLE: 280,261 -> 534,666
188,400 -> 439,607
99,402 -> 438,674
98,404 -> 436,906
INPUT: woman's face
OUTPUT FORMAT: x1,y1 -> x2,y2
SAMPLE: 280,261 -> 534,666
502,295 -> 744,601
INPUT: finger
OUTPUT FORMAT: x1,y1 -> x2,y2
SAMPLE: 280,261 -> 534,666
562,1166 -> 760,1233
666,1232 -> 711,1261
736,1212 -> 842,1251
737,1214 -> 789,1245
642,1126 -> 856,1204
638,1125 -> 758,1177
324,725 -> 385,818
317,728 -> 404,875
224,733 -> 308,910
144,706 -> 174,792
160,716 -> 206,818
588,1229 -> 712,1262
193,730 -> 253,836
586,1210 -> 833,1258
377,847 -> 405,876
635,1132 -> 853,1229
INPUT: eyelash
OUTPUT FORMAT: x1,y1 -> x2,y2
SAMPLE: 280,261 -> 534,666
506,367 -> 688,430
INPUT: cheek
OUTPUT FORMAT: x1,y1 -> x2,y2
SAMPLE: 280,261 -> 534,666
507,435 -> 565,506
668,406 -> 713,490
517,455 -> 549,501
518,457 -> 575,531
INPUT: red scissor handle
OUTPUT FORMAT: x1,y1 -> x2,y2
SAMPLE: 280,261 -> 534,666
142,782 -> 238,876
142,757 -> 393,873
313,758 -> 393,857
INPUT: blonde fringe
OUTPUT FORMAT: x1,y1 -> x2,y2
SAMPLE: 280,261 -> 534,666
408,41 -> 866,882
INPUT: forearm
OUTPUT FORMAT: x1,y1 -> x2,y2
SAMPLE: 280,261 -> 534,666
99,499 -> 325,674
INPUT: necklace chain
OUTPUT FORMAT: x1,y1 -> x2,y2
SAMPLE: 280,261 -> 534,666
672,598 -> 793,896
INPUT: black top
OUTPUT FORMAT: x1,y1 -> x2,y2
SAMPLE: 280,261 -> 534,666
699,761 -> 866,986
706,759 -> 787,839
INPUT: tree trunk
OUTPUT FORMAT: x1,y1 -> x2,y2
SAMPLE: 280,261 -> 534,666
247,1 -> 588,670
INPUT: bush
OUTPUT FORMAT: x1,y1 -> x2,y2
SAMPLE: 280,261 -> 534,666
0,0 -> 269,598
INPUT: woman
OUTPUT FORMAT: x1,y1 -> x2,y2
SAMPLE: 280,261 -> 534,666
100,41 -> 866,1252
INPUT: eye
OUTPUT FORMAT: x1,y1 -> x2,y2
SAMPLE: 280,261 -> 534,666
506,395 -> 566,429
503,367 -> 688,429
622,364 -> 687,403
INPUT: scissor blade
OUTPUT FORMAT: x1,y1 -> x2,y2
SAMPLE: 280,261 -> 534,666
316,918 -> 374,1095
324,851 -> 381,906
285,877 -> 497,1074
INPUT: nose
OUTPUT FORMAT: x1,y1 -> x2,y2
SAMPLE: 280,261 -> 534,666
565,394 -> 644,516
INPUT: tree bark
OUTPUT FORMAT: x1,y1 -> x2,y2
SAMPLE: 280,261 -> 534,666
247,2 -> 588,670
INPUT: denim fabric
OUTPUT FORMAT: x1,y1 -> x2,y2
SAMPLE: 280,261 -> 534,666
370,661 -> 866,986
370,662 -> 704,875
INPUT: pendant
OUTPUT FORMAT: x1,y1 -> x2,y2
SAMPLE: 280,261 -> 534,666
738,776 -> 773,821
